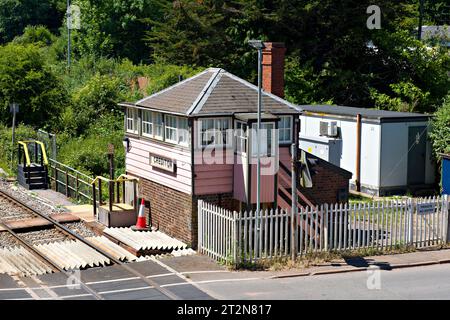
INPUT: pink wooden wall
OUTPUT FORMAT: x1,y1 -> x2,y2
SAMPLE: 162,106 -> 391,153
126,137 -> 192,194
233,156 -> 247,202
249,158 -> 276,203
194,148 -> 234,195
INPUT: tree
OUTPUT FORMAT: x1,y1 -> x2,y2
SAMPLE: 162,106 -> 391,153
146,0 -> 450,112
66,74 -> 127,135
430,95 -> 450,158
12,25 -> 57,47
0,0 -> 64,43
0,43 -> 68,129
69,0 -> 165,63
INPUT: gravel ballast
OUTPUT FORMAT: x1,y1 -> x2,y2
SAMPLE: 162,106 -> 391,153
0,179 -> 97,247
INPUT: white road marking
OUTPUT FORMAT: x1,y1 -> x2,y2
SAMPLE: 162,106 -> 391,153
31,275 -> 61,300
160,277 -> 262,288
11,275 -> 40,300
98,286 -> 154,295
180,270 -> 228,275
85,276 -> 140,285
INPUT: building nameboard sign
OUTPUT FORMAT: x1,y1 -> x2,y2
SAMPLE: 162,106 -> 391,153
417,202 -> 435,215
150,153 -> 175,173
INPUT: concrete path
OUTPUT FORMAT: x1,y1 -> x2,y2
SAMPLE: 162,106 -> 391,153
198,264 -> 450,300
270,248 -> 450,278
32,189 -> 74,207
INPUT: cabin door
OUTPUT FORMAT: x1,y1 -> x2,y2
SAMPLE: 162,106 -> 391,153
407,126 -> 426,185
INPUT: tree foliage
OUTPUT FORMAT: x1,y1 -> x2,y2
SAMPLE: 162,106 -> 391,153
0,0 -> 64,43
0,43 -> 67,129
430,95 -> 450,158
146,0 -> 450,111
70,0 -> 165,63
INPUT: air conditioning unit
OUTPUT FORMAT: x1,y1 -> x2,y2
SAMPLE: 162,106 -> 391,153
319,121 -> 338,137
328,121 -> 338,137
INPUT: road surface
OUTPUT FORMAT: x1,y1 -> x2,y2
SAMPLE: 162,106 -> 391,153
197,264 -> 450,300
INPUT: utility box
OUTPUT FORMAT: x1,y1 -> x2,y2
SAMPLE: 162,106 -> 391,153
97,204 -> 137,227
299,135 -> 342,167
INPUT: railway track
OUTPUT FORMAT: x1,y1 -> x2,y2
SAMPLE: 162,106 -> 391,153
0,189 -> 180,300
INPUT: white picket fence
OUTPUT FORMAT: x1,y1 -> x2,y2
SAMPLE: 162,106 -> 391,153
197,195 -> 450,264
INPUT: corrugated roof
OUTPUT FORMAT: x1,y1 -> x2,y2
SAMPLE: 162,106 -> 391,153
103,227 -> 188,252
298,104 -> 431,121
129,68 -> 299,117
0,246 -> 53,277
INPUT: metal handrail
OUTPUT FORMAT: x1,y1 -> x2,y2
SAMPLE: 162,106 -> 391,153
91,174 -> 139,186
34,141 -> 48,165
49,158 -> 93,182
18,140 -> 49,166
17,141 -> 31,166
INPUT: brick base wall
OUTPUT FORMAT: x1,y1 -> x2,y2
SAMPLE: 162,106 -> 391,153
300,163 -> 350,205
138,177 -> 195,246
137,176 -> 239,249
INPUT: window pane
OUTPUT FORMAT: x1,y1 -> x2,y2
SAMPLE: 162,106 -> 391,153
126,108 -> 137,133
279,116 -> 292,142
178,118 -> 189,146
200,118 -> 232,147
142,111 -> 152,136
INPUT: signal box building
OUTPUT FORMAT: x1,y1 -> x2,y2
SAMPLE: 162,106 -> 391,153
120,43 -> 351,246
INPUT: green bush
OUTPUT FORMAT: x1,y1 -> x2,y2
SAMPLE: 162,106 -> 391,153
0,124 -> 37,175
0,43 -> 68,130
430,95 -> 450,158
63,74 -> 127,135
57,115 -> 125,177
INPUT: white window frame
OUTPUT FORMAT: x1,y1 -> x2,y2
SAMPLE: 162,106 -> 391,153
165,115 -> 178,144
251,122 -> 276,157
177,117 -> 189,147
163,114 -> 190,147
198,118 -> 232,148
126,107 -> 139,134
153,112 -> 164,140
142,110 -> 153,137
235,121 -> 248,154
279,116 -> 292,144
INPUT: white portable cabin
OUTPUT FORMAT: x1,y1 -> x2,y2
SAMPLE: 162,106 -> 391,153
297,105 -> 435,196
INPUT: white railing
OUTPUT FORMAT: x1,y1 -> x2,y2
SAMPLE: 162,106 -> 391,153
198,195 -> 449,264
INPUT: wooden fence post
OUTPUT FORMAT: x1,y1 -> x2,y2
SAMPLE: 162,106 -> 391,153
76,173 -> 80,201
65,170 -> 69,197
233,211 -> 239,266
54,165 -> 58,192
92,181 -> 97,218
407,198 -> 414,245
98,180 -> 102,206
109,180 -> 113,213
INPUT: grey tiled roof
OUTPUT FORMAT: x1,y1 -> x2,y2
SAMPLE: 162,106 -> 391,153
129,68 -> 299,117
134,70 -> 214,115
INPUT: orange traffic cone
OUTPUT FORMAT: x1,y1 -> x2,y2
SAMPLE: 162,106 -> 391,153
131,198 -> 150,231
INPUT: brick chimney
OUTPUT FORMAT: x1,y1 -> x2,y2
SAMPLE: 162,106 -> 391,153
262,42 -> 286,98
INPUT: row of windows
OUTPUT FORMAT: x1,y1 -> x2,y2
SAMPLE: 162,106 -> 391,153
127,108 -> 189,146
126,108 -> 293,151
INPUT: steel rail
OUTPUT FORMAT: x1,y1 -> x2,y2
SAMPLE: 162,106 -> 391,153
0,189 -> 180,300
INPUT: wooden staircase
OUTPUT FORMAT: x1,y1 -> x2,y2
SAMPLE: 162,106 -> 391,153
17,164 -> 49,190
17,141 -> 49,190
277,161 -> 321,246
